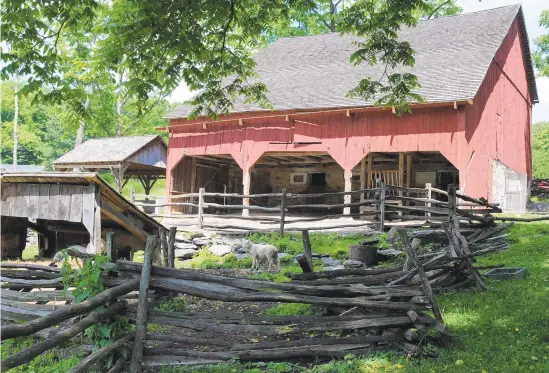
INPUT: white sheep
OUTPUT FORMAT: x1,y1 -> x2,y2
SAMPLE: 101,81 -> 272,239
241,239 -> 279,272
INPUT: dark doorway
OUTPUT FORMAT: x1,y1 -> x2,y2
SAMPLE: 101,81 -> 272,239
310,173 -> 326,187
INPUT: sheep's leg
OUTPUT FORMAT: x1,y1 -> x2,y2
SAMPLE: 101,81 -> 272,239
251,256 -> 255,270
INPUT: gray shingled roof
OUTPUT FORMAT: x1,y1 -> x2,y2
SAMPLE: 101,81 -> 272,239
167,4 -> 537,119
54,135 -> 165,165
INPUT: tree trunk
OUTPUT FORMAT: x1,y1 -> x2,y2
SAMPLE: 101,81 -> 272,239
12,81 -> 19,166
116,68 -> 125,136
75,97 -> 91,147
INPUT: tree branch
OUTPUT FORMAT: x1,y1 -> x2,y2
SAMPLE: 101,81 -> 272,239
427,0 -> 452,20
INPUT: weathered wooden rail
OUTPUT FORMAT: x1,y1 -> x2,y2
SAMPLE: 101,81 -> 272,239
133,183 -> 502,234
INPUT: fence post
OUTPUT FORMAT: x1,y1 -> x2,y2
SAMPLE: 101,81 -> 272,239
279,188 -> 287,237
447,183 -> 457,222
106,231 -> 115,262
425,183 -> 432,218
302,230 -> 313,270
198,188 -> 205,229
223,184 -> 227,206
129,235 -> 156,373
130,188 -> 135,204
375,181 -> 386,232
159,228 -> 168,267
168,227 -> 176,269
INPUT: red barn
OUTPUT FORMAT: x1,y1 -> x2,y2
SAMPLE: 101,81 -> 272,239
163,5 -> 538,213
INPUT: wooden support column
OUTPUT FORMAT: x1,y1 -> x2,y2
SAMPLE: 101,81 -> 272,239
242,167 -> 251,217
106,231 -> 115,262
343,169 -> 352,215
91,183 -> 101,254
302,230 -> 313,270
366,154 -> 373,188
168,227 -> 176,269
406,154 -> 412,188
197,188 -> 205,229
425,183 -> 432,217
398,152 -> 405,187
360,157 -> 366,203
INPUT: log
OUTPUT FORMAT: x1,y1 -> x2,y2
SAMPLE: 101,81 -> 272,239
2,302 -> 126,370
0,276 -> 63,286
296,254 -> 313,273
106,356 -> 127,373
0,262 -> 61,272
290,271 -> 406,286
146,333 -> 234,347
67,332 -> 134,373
302,230 -> 313,269
290,266 -> 401,280
130,235 -> 156,373
148,277 -> 426,311
1,305 -> 50,321
1,279 -> 139,340
0,289 -> 74,302
0,269 -> 61,279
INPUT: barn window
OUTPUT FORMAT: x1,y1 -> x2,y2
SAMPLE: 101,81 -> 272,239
291,173 -> 307,184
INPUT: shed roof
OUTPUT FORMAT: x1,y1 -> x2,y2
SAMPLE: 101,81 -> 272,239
54,135 -> 166,169
167,4 -> 537,119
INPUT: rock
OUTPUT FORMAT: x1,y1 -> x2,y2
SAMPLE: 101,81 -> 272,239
377,249 -> 403,258
278,253 -> 291,259
190,232 -> 205,239
175,248 -> 198,259
311,252 -> 329,258
235,253 -> 251,260
208,244 -> 232,257
192,237 -> 211,247
343,260 -> 365,268
175,243 -> 198,250
321,257 -> 341,267
326,264 -> 345,271
236,247 -> 247,254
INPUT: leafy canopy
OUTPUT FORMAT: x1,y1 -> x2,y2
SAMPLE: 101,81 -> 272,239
2,0 -> 461,117
534,10 -> 549,77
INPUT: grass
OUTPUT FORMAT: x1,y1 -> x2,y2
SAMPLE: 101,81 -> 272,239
99,171 -> 166,199
154,222 -> 549,373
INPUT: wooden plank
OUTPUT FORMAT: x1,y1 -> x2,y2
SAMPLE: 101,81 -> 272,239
37,184 -> 51,219
406,154 -> 412,188
130,235 -> 156,373
101,201 -> 147,241
11,183 -> 29,218
360,157 -> 366,202
302,230 -> 313,270
69,185 -> 84,223
279,188 -> 287,236
168,227 -> 176,269
49,184 -> 60,220
27,184 -> 40,219
81,185 -> 95,235
398,152 -> 404,187
58,185 -> 72,221
1,183 -> 14,216
366,154 -> 373,188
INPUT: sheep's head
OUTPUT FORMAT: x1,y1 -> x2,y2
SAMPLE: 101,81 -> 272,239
241,239 -> 252,252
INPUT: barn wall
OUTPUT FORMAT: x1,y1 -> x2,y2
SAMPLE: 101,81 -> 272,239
128,141 -> 167,168
167,16 -> 532,203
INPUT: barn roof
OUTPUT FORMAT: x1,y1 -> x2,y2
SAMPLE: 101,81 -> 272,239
167,4 -> 537,119
54,135 -> 166,169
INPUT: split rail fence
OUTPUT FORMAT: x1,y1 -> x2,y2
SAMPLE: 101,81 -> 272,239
132,183 -> 502,234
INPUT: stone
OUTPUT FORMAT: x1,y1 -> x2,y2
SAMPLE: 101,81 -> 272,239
175,248 -> 198,259
343,260 -> 365,268
192,237 -> 211,247
278,253 -> 291,259
311,252 -> 329,258
235,253 -> 251,260
321,257 -> 341,267
208,244 -> 232,257
326,264 -> 345,271
174,243 -> 198,250
190,232 -> 205,239
236,247 -> 247,254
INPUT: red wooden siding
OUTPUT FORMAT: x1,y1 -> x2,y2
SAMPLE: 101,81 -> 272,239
166,18 -> 532,202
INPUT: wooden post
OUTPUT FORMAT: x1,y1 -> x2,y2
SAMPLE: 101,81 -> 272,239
343,169 -> 352,215
302,230 -> 313,270
168,227 -> 176,269
425,183 -> 432,218
447,183 -> 457,221
130,188 -> 135,204
198,188 -> 205,229
375,181 -> 386,232
91,183 -> 102,254
360,157 -> 366,204
398,152 -> 405,187
159,228 -> 168,267
397,229 -> 450,345
366,154 -> 373,189
223,184 -> 227,206
406,154 -> 412,188
279,188 -> 287,236
129,235 -> 157,373
106,231 -> 115,262
242,168 -> 251,217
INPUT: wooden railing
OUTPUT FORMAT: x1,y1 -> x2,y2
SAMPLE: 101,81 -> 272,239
131,184 -> 501,233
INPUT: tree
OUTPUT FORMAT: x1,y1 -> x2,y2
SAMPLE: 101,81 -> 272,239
1,0 -> 462,118
532,121 -> 549,179
12,80 -> 19,166
534,10 -> 549,77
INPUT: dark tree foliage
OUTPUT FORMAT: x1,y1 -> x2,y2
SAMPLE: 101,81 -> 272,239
1,0 -> 461,118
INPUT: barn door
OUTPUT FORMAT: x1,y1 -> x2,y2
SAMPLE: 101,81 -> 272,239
503,172 -> 527,213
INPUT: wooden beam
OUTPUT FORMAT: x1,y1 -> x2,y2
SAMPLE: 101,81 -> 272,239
366,154 -> 373,188
406,154 -> 412,188
360,157 -> 366,203
398,153 -> 405,187
100,202 -> 147,242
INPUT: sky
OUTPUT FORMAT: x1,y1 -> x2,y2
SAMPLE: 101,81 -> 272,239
168,0 -> 548,123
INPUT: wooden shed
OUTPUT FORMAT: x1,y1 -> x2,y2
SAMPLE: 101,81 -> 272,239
0,172 -> 164,259
53,135 -> 167,193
